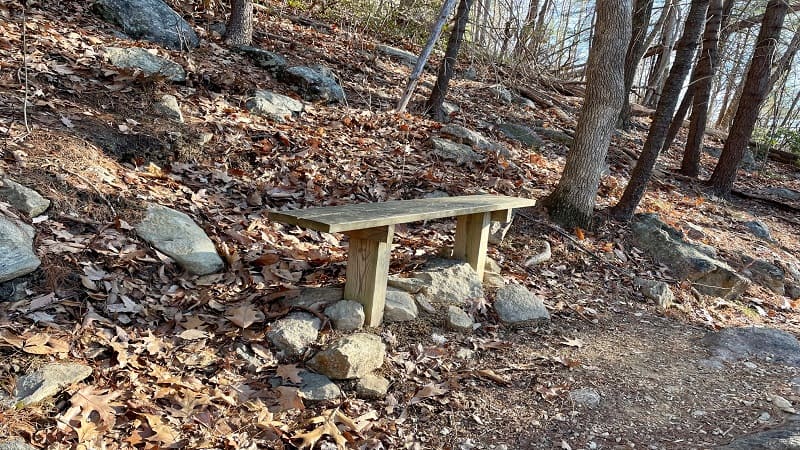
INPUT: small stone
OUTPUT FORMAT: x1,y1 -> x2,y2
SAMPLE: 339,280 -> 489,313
15,363 -> 92,407
267,312 -> 321,356
412,259 -> 484,306
441,101 -> 460,117
356,373 -> 390,399
772,394 -> 796,413
494,284 -> 550,325
483,271 -> 505,289
440,124 -> 494,150
324,300 -> 365,331
384,289 -> 418,322
235,46 -> 287,73
461,67 -> 478,80
485,258 -> 501,274
415,295 -> 437,314
153,94 -> 183,123
308,333 -> 386,380
692,410 -> 707,418
280,287 -> 343,309
376,44 -> 417,67
697,358 -> 724,370
497,122 -> 544,148
569,388 -> 601,408
757,411 -> 771,423
634,277 -> 675,308
743,361 -> 758,369
278,65 -> 345,103
135,204 -> 224,275
298,372 -> 341,401
387,276 -> 427,294
445,305 -> 473,332
0,178 -> 50,217
0,215 -> 40,283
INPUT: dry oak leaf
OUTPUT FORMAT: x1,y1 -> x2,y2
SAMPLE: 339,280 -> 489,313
275,386 -> 305,411
225,303 -> 265,329
276,364 -> 304,384
141,413 -> 180,444
292,409 -> 348,450
2,332 -> 71,355
409,383 -> 449,405
60,386 -> 121,432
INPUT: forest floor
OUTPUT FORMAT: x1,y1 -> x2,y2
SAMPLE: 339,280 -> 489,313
1,1 -> 800,449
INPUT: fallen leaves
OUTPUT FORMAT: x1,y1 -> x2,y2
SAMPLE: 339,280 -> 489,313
0,330 -> 69,355
225,302 -> 265,329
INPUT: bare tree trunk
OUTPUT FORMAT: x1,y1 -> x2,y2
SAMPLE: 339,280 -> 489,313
708,0 -> 789,196
680,0 -> 723,177
642,0 -> 679,107
225,0 -> 253,46
514,0 -> 540,56
427,0 -> 474,121
768,28 -> 800,93
611,0 -> 709,221
541,0 -> 631,229
396,0 -> 458,113
617,0 -> 654,128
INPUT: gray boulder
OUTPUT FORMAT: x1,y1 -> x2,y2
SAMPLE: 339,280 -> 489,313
235,46 -> 287,74
569,388 -> 601,408
279,66 -> 345,103
718,414 -> 800,449
441,124 -> 493,150
0,439 -> 38,450
494,283 -> 550,325
741,256 -> 786,295
767,188 -> 800,202
488,84 -> 514,103
93,0 -> 199,50
104,47 -> 186,82
430,137 -> 483,165
412,259 -> 484,306
445,305 -> 473,332
631,214 -> 749,299
744,220 -> 773,241
442,101 -> 460,117
308,333 -> 386,380
0,215 -> 40,283
135,204 -> 224,275
15,363 -> 92,407
324,300 -> 364,331
267,312 -> 321,356
384,288 -> 418,322
534,127 -> 574,146
356,373 -> 390,399
0,178 -> 50,217
702,327 -> 800,367
497,123 -> 544,148
376,45 -> 418,67
154,94 -> 184,123
246,90 -> 304,123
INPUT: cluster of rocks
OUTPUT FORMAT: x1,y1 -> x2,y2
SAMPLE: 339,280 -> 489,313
429,124 -> 512,166
93,0 -> 345,126
630,214 -> 800,302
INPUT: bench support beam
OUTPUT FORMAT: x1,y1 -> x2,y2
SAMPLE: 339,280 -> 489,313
344,225 -> 395,327
454,212 -> 491,280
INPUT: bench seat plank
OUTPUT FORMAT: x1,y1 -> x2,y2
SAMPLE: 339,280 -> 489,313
268,194 -> 536,233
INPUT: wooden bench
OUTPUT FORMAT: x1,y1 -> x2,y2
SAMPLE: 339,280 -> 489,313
268,194 -> 536,326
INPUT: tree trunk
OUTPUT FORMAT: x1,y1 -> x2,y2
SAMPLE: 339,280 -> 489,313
225,0 -> 253,46
610,0 -> 709,221
396,0 -> 458,113
661,85 -> 695,153
680,0 -> 723,177
427,0 -> 474,121
541,0 -> 631,229
642,0 -> 679,107
513,0 -> 540,56
707,0 -> 789,196
617,0 -> 655,128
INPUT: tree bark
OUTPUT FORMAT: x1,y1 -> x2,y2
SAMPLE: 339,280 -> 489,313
396,0 -> 458,113
617,0 -> 655,128
680,0 -> 723,177
427,0 -> 474,121
642,0 -> 678,107
610,0 -> 709,221
225,0 -> 254,46
541,0 -> 631,229
708,0 -> 789,196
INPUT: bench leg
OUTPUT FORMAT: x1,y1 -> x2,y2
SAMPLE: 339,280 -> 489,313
454,212 -> 491,281
344,225 -> 395,327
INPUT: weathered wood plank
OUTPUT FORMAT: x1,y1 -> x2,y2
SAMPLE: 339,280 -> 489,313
269,195 -> 536,233
343,226 -> 395,327
453,212 -> 491,280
